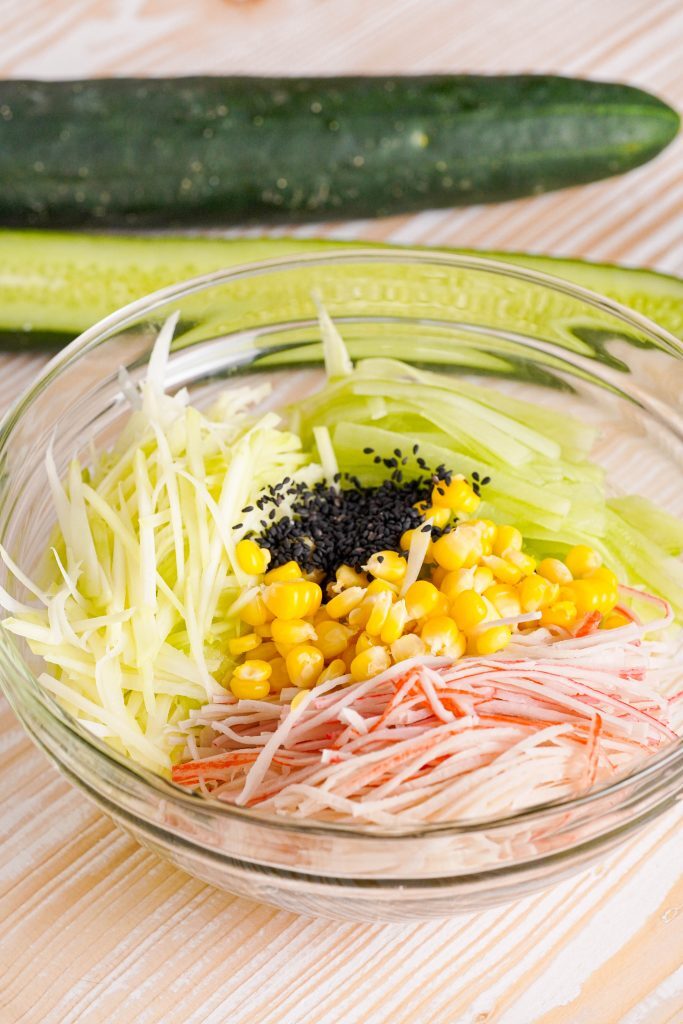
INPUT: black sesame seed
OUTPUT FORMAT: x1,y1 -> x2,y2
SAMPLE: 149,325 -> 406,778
232,522 -> 243,530
481,476 -> 491,485
472,472 -> 480,482
412,444 -> 419,455
363,447 -> 374,454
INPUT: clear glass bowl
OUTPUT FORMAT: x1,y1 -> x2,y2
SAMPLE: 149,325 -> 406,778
1,250 -> 683,923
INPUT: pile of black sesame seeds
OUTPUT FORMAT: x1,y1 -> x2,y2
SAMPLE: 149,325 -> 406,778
236,444 -> 490,582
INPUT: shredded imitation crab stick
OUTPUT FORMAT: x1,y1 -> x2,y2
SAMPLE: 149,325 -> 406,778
173,594 -> 683,825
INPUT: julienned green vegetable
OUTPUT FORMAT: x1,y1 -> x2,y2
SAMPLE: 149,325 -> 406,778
0,231 -> 682,349
0,75 -> 678,228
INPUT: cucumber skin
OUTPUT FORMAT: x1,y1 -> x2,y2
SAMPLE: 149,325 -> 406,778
0,76 -> 678,228
0,231 -> 680,349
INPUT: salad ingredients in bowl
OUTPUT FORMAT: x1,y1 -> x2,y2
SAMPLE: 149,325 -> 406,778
2,251 -> 683,920
3,301 -> 682,827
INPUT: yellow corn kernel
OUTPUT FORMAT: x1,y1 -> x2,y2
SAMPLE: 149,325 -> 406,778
249,641 -> 278,661
431,476 -> 480,514
400,528 -> 416,550
493,525 -> 523,557
326,586 -> 366,620
586,572 -> 618,614
423,505 -> 452,529
506,550 -> 536,576
420,615 -> 464,656
518,574 -> 557,612
431,566 -> 447,588
268,657 -> 290,692
586,566 -> 618,586
303,581 -> 322,614
290,689 -> 308,711
228,633 -> 261,656
473,567 -> 495,593
482,555 -> 523,585
366,578 -> 399,596
450,590 -> 488,632
254,622 -> 273,638
271,618 -> 317,645
541,601 -> 577,628
586,566 -> 619,607
365,590 -> 394,635
431,525 -> 482,571
565,545 -> 602,578
275,641 -> 296,658
235,538 -> 271,576
424,591 -> 451,619
285,645 -> 324,689
341,644 -> 356,671
347,604 -> 371,630
264,580 -> 322,620
350,645 -> 391,682
380,599 -> 408,644
391,633 -> 427,661
316,620 -> 354,659
230,676 -> 271,700
563,576 -> 617,616
602,611 -> 630,630
538,558 -> 573,585
600,589 -> 619,616
356,630 -> 380,654
364,550 -> 408,584
240,592 -> 271,627
264,560 -> 302,584
233,659 -> 272,683
440,568 -> 474,601
558,581 -> 591,615
318,658 -> 348,684
483,584 -> 521,618
330,564 -> 368,592
404,580 -> 441,619
479,520 -> 498,546
473,625 -> 512,656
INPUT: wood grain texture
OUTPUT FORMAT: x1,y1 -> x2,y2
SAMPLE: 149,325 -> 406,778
0,1 -> 682,1022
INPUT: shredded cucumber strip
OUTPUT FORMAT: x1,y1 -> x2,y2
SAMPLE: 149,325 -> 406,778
0,315 -> 317,771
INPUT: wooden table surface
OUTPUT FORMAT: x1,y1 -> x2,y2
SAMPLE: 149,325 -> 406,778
1,2 -> 682,1022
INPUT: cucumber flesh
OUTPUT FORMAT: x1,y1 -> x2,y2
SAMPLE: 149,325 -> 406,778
0,231 -> 681,350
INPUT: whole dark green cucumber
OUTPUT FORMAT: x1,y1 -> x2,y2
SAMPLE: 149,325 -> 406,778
0,75 -> 678,227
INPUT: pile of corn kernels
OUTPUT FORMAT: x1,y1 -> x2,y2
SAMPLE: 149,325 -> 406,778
226,475 -> 623,699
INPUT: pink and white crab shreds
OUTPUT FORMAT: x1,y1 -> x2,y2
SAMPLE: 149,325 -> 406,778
174,591 -> 682,826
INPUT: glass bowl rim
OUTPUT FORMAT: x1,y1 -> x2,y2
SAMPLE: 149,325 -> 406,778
2,246 -> 683,841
